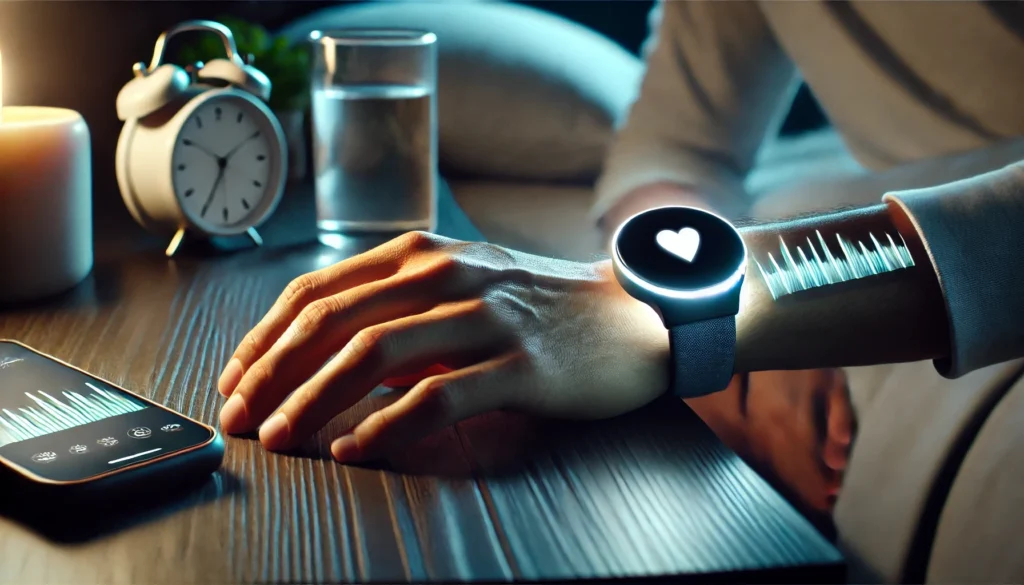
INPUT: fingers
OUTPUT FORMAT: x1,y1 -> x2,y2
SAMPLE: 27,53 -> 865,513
220,264 -> 466,435
823,372 -> 854,473
330,353 -> 522,463
382,364 -> 455,388
218,231 -> 449,397
256,300 -> 508,451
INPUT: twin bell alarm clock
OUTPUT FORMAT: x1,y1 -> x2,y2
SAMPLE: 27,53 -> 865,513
115,20 -> 288,257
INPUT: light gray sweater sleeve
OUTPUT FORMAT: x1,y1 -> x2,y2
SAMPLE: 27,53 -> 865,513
884,162 -> 1024,378
592,0 -> 798,221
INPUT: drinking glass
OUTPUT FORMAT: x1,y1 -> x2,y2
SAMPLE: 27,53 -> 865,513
309,29 -> 438,245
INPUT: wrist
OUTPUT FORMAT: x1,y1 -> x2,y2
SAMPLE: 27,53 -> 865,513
595,259 -> 673,393
607,206 -> 744,398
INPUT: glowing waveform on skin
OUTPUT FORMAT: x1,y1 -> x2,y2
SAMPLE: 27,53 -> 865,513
0,383 -> 146,448
754,230 -> 915,301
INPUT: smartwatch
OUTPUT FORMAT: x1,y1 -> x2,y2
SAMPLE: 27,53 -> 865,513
611,206 -> 747,398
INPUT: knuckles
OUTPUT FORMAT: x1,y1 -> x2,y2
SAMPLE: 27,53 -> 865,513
282,275 -> 320,309
395,235 -> 534,300
412,376 -> 454,418
237,330 -> 262,360
293,297 -> 343,337
464,296 -> 506,331
397,230 -> 445,253
425,253 -> 465,281
347,326 -> 392,371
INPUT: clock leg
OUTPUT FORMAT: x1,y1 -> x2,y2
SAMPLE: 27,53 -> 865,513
246,227 -> 264,247
165,227 -> 187,258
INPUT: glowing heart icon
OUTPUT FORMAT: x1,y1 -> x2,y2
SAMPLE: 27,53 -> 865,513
656,227 -> 701,262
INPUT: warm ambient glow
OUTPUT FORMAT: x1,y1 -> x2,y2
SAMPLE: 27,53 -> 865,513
1,48 -> 5,122
0,45 -> 93,303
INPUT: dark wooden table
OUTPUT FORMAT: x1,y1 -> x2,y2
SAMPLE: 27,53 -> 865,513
0,183 -> 844,583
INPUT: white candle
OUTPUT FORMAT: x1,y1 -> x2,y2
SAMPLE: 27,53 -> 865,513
0,48 -> 94,304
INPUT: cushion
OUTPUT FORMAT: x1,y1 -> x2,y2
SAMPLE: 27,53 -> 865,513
926,376 -> 1024,583
836,359 -> 1024,583
278,1 -> 644,183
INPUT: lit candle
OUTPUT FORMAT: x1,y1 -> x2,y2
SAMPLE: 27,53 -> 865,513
0,48 -> 94,304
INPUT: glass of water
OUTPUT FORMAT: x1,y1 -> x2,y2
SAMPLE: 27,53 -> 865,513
308,29 -> 438,244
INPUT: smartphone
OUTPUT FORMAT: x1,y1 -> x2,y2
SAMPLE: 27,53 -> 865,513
0,339 -> 224,505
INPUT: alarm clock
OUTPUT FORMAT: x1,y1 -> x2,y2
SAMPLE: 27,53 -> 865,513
115,20 -> 288,257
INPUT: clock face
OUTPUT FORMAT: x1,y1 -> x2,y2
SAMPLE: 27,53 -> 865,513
171,93 -> 280,232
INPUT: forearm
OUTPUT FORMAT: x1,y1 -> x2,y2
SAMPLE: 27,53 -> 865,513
734,202 -> 949,372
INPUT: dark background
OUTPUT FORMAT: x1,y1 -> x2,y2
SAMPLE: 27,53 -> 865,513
0,0 -> 825,225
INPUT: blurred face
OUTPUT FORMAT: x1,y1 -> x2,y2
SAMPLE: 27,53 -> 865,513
685,368 -> 856,517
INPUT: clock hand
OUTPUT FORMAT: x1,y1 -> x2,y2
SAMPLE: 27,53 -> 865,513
200,165 -> 226,219
182,139 -> 220,161
223,130 -> 261,160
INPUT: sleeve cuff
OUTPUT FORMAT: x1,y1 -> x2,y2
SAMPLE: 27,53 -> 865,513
883,163 -> 1024,378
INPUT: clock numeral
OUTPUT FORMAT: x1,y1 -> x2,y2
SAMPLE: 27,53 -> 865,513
236,112 -> 244,123
215,107 -> 222,121
184,188 -> 194,197
183,139 -> 193,146
195,116 -> 203,129
222,207 -> 229,222
177,164 -> 186,171
256,155 -> 266,161
241,198 -> 250,210
253,180 -> 262,188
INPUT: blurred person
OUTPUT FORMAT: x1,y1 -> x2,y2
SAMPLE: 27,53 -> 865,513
215,160 -> 1021,515
589,0 -> 1024,516
596,1 -> 1024,230
217,1 -> 1023,523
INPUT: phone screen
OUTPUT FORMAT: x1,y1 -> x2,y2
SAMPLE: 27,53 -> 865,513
0,341 -> 215,483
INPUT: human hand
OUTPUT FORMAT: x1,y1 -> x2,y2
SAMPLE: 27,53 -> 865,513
686,368 -> 855,513
217,232 -> 671,462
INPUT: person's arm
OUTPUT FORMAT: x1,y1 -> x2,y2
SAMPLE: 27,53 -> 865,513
735,160 -> 1024,377
594,0 -> 798,237
735,201 -> 949,372
214,162 -> 1024,461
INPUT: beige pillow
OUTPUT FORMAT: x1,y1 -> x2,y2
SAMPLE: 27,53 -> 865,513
279,1 -> 644,183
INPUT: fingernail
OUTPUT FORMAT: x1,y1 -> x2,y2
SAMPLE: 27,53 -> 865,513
331,434 -> 359,462
259,412 -> 291,451
218,358 -> 243,397
219,393 -> 248,434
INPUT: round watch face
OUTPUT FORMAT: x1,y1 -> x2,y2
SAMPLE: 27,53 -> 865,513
171,92 -> 283,232
614,206 -> 746,295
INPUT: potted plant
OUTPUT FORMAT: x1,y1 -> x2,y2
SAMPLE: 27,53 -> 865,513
178,18 -> 311,182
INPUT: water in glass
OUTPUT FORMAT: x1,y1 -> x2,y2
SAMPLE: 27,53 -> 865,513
312,83 -> 436,238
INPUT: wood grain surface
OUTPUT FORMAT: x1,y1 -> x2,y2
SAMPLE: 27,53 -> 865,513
0,183 -> 843,583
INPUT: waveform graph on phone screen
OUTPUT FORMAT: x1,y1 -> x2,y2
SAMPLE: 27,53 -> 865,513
0,382 -> 147,448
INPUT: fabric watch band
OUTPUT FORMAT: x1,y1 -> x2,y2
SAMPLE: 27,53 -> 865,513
667,315 -> 736,398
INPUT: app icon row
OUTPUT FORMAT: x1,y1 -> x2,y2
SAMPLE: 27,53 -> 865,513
31,423 -> 183,463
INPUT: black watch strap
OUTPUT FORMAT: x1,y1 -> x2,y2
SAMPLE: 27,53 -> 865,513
668,315 -> 736,398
